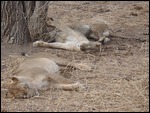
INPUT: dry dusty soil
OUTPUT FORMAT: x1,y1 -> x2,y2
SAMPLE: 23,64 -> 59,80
1,1 -> 149,112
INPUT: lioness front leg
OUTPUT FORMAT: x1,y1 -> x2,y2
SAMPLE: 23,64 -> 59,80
54,82 -> 84,91
33,41 -> 80,51
53,59 -> 92,71
48,74 -> 84,91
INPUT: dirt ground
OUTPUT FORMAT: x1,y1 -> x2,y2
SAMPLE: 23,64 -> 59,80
1,1 -> 149,112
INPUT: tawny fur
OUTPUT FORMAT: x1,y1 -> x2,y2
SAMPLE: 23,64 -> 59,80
76,22 -> 130,43
33,20 -> 101,53
6,52 -> 91,99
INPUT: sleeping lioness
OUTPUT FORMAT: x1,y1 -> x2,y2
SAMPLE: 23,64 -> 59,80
33,18 -> 101,53
6,52 -> 91,99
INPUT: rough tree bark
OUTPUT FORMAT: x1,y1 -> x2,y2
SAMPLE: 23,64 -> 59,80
1,1 -> 50,45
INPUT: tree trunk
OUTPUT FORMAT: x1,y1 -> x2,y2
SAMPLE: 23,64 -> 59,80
28,1 -> 51,41
1,1 -> 50,45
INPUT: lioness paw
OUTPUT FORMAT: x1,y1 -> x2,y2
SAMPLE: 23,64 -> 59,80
75,82 -> 87,91
98,36 -> 106,42
76,63 -> 92,71
33,41 -> 45,47
98,36 -> 110,44
104,37 -> 110,43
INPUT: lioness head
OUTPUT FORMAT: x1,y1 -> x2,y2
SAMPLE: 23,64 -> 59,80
80,42 -> 101,53
6,77 -> 29,99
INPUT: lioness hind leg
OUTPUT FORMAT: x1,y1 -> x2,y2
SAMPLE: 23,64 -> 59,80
73,63 -> 92,71
33,41 -> 77,51
48,73 -> 74,84
55,60 -> 92,71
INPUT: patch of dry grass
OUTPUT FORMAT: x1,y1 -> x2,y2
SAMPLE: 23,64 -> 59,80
1,49 -> 149,112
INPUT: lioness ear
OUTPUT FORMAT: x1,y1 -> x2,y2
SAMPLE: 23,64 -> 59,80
12,77 -> 20,82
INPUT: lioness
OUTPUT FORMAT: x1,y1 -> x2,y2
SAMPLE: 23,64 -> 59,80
74,21 -> 111,44
6,52 -> 91,99
33,19 -> 101,53
75,21 -> 129,43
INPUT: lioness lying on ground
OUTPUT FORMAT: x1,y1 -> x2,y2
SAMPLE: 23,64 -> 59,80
6,52 -> 91,99
33,19 -> 128,52
33,19 -> 101,53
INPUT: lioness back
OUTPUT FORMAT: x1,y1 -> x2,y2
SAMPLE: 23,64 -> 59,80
17,58 -> 59,74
